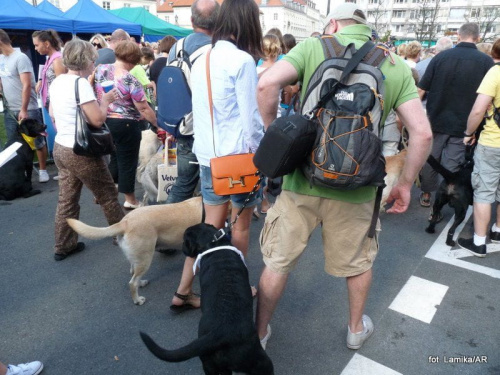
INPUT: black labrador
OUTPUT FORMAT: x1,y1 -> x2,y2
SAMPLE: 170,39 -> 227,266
140,223 -> 274,375
0,118 -> 46,201
425,148 -> 474,246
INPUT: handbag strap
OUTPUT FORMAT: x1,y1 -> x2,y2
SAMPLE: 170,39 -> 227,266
206,48 -> 217,157
75,76 -> 82,106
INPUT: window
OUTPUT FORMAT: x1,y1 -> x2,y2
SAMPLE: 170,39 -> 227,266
144,5 -> 150,12
393,10 -> 406,18
49,0 -> 60,7
410,10 -> 420,19
165,16 -> 170,22
124,3 -> 131,7
274,13 -> 278,21
394,0 -> 407,3
369,0 -> 378,3
469,7 -> 480,18
102,1 -> 110,10
449,8 -> 466,19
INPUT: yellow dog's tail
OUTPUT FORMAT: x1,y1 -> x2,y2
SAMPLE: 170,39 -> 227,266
67,218 -> 125,239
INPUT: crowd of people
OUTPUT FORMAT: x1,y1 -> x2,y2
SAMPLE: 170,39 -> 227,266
1,0 -> 500,373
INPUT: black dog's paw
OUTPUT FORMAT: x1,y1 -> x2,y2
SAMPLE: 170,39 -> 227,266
425,226 -> 435,234
446,239 -> 456,247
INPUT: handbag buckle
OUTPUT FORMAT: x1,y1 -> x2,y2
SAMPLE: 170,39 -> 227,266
228,177 -> 245,188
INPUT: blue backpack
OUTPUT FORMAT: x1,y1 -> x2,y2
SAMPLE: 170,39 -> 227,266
156,38 -> 210,137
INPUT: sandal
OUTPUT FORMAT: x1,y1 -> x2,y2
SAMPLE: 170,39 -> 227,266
169,292 -> 200,314
420,192 -> 431,207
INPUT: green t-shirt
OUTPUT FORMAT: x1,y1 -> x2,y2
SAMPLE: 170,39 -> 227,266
282,24 -> 418,203
130,65 -> 152,103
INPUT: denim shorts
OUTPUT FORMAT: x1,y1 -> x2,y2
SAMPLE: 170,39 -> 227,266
200,165 -> 261,208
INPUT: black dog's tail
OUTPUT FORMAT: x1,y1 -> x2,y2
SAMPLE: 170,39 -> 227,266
140,331 -> 218,362
427,156 -> 455,182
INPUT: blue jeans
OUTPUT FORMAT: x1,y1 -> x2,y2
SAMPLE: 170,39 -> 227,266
166,136 -> 200,204
3,109 -> 45,149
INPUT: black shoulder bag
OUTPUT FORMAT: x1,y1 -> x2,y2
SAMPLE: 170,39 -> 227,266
73,77 -> 115,157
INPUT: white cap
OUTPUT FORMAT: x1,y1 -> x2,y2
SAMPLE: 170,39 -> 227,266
325,3 -> 368,28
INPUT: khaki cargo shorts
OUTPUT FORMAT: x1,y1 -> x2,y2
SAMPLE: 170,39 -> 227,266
260,190 -> 380,277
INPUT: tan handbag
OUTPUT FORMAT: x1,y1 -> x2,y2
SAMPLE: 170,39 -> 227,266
206,49 -> 259,196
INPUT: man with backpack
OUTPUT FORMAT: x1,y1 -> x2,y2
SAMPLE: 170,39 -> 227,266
255,3 -> 432,351
158,0 -> 220,205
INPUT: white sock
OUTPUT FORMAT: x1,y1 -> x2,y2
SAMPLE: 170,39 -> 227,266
492,223 -> 500,233
473,234 -> 486,246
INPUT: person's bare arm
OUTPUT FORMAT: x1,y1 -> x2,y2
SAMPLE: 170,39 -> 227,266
257,60 -> 299,129
53,57 -> 67,76
386,98 -> 433,214
81,88 -> 119,128
134,99 -> 158,128
18,72 -> 32,120
464,93 -> 492,145
417,88 -> 426,101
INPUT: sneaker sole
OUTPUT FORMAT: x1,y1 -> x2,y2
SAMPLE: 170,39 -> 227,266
458,243 -> 486,258
347,327 -> 374,350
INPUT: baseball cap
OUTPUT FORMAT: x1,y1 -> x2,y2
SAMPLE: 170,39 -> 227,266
325,3 -> 368,28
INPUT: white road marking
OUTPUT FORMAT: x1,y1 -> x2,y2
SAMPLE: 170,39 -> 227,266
424,207 -> 500,279
341,354 -> 403,375
388,276 -> 448,324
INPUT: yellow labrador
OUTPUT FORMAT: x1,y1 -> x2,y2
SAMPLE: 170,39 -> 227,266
67,197 -> 203,305
381,150 -> 407,211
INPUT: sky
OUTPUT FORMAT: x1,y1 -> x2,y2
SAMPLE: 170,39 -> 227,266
316,0 -> 329,16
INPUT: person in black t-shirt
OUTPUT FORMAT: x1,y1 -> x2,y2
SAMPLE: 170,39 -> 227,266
417,23 -> 493,210
149,36 -> 176,86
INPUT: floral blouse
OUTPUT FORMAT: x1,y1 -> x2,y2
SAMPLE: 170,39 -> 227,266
94,64 -> 147,121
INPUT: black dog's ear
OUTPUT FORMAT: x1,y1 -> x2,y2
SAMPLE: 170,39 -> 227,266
182,225 -> 201,258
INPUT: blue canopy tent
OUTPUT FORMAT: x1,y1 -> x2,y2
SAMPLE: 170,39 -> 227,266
37,0 -> 65,17
63,0 -> 141,36
0,0 -> 74,33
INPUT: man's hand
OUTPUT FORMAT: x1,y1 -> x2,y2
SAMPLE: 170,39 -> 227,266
385,184 -> 411,214
18,109 -> 28,121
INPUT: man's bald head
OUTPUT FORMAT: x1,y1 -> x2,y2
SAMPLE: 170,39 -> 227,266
191,0 -> 220,34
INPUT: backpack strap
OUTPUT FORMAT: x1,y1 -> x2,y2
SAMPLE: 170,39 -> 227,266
363,44 -> 388,68
318,35 -> 346,59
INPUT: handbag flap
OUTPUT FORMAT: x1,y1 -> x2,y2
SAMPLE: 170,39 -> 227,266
211,154 -> 257,179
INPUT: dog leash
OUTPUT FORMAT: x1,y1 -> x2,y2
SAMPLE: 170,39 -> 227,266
229,172 -> 264,228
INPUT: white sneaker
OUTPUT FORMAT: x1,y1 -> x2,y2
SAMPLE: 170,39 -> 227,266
38,170 -> 49,183
346,315 -> 374,350
6,361 -> 44,375
260,324 -> 272,350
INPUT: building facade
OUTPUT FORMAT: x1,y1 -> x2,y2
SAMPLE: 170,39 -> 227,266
33,0 -> 158,15
156,0 -> 323,40
330,0 -> 500,43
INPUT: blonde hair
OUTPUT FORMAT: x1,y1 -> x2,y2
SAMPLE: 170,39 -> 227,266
397,43 -> 407,58
262,34 -> 281,60
477,42 -> 493,56
406,41 -> 422,59
90,34 -> 108,49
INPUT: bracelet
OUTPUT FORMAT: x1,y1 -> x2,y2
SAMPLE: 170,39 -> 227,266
464,131 -> 474,137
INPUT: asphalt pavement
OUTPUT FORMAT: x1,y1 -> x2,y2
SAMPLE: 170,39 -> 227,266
1,163 -> 499,375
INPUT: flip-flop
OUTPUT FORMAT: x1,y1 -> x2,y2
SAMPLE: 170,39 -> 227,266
169,292 -> 200,314
420,192 -> 431,207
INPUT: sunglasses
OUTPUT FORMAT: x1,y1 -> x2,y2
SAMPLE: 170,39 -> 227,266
92,43 -> 101,48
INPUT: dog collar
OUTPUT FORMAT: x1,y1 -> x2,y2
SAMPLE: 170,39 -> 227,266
193,246 -> 246,275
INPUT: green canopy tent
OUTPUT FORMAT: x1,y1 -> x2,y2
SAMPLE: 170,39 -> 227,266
109,7 -> 192,42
